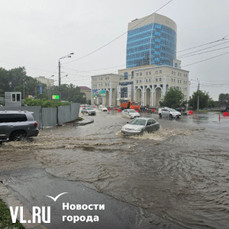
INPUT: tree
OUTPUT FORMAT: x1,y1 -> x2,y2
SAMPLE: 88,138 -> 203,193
50,84 -> 87,103
219,93 -> 229,107
188,90 -> 212,110
0,66 -> 46,98
160,87 -> 185,108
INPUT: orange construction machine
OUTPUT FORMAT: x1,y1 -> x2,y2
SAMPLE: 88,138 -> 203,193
120,101 -> 140,111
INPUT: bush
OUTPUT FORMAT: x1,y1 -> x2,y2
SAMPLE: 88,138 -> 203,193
0,199 -> 25,229
24,98 -> 70,107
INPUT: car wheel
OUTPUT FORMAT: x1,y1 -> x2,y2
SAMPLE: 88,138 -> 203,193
10,130 -> 27,141
159,113 -> 162,118
169,114 -> 173,120
176,115 -> 180,119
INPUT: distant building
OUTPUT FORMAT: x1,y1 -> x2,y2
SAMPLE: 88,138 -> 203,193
126,13 -> 177,68
4,92 -> 22,107
36,76 -> 54,88
91,74 -> 122,106
79,86 -> 91,102
118,64 -> 189,107
91,13 -> 189,107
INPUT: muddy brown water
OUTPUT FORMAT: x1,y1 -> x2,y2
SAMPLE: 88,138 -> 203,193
1,111 -> 229,228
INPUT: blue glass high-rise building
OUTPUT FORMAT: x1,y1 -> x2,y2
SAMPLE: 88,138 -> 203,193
126,13 -> 177,68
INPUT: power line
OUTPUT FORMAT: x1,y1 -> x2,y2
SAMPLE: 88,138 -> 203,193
65,0 -> 174,64
182,51 -> 229,68
177,36 -> 228,53
178,40 -> 229,58
179,45 -> 229,59
63,64 -> 125,73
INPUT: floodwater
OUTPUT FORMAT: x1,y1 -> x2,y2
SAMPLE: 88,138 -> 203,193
1,110 -> 229,228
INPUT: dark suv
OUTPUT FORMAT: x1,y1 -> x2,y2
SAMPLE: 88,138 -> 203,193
0,110 -> 39,143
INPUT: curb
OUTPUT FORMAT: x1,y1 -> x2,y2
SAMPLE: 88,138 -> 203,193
74,117 -> 94,126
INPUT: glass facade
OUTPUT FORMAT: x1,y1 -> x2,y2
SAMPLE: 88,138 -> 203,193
126,23 -> 176,68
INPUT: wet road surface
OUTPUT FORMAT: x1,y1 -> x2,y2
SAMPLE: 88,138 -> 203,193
0,110 -> 229,228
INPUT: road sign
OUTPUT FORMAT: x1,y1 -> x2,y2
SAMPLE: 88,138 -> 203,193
52,95 -> 60,100
39,85 -> 42,94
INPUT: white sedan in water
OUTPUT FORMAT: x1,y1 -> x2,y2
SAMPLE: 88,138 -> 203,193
99,105 -> 108,112
121,117 -> 160,136
158,107 -> 181,119
122,109 -> 140,119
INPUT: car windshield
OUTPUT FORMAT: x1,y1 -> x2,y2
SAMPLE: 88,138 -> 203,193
128,110 -> 137,113
169,108 -> 177,112
129,119 -> 146,126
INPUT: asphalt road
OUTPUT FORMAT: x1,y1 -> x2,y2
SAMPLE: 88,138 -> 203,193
1,110 -> 229,229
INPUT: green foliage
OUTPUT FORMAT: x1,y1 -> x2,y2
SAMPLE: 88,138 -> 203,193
188,90 -> 214,110
0,199 -> 25,229
24,98 -> 70,107
50,84 -> 87,104
219,93 -> 229,106
160,87 -> 185,108
0,66 -> 88,104
0,67 -> 46,98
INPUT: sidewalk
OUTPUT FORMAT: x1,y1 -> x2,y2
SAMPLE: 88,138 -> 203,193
74,116 -> 94,126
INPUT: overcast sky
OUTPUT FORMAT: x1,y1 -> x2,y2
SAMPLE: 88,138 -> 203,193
0,0 -> 229,99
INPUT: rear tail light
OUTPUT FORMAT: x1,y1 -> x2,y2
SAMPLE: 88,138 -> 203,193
34,122 -> 38,128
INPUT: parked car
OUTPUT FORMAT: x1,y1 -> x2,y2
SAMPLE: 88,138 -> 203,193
80,104 -> 89,108
122,109 -> 140,119
81,107 -> 96,115
0,110 -> 39,143
158,107 -> 181,119
121,117 -> 160,136
99,105 -> 108,112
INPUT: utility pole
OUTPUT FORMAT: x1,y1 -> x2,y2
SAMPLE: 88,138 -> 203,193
197,79 -> 200,113
58,60 -> 61,88
58,53 -> 74,89
58,52 -> 74,101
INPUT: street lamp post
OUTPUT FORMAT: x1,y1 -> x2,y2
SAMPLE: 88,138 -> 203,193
58,53 -> 74,88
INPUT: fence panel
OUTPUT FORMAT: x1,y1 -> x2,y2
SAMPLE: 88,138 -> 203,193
41,107 -> 57,128
57,105 -> 71,125
70,103 -> 80,120
0,103 -> 80,128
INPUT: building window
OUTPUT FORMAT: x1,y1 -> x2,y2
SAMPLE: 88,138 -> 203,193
159,70 -> 162,73
124,72 -> 128,80
149,71 -> 151,75
131,71 -> 134,79
121,87 -> 128,98
146,72 -> 148,75
155,71 -> 158,74
136,73 -> 139,76
140,72 -> 142,76
159,78 -> 161,81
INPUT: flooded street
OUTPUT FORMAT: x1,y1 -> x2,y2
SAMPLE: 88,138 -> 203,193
1,110 -> 229,228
